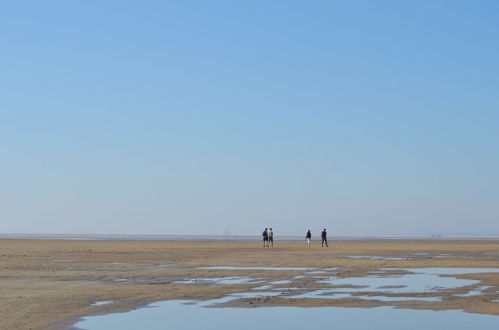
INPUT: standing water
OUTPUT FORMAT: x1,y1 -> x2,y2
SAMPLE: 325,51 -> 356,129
76,298 -> 499,330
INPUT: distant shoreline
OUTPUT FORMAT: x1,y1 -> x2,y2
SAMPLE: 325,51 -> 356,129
1,233 -> 498,241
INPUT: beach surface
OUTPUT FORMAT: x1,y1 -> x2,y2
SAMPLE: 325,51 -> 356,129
1,238 -> 498,329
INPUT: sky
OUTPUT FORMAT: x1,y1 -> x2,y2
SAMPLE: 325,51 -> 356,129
1,1 -> 498,236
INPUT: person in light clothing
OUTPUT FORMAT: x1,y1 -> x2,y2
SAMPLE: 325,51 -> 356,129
268,228 -> 274,247
306,230 -> 311,247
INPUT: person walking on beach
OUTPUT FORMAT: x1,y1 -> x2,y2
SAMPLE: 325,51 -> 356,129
306,230 -> 312,247
321,228 -> 328,247
262,228 -> 269,247
268,228 -> 274,247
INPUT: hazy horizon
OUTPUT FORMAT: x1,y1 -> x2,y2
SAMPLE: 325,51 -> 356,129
2,1 -> 498,237
1,232 -> 498,239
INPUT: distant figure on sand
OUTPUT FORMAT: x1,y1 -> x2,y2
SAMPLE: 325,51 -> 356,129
268,228 -> 274,247
306,230 -> 311,247
262,228 -> 269,247
321,228 -> 328,247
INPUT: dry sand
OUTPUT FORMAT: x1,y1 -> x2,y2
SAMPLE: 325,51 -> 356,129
1,238 -> 499,329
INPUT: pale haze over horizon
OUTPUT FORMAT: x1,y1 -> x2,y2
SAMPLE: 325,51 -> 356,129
1,1 -> 498,237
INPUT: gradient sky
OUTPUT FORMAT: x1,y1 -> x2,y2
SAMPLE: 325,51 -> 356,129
1,1 -> 498,236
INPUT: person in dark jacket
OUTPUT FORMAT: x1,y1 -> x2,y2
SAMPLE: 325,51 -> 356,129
268,228 -> 274,247
262,228 -> 269,247
321,228 -> 328,247
306,230 -> 312,247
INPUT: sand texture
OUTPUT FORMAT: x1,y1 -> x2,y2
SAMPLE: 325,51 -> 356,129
1,239 -> 499,329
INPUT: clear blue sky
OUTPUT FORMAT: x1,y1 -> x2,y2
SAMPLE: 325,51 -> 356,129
1,1 -> 498,236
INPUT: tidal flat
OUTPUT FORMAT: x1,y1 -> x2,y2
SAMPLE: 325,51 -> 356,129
1,238 -> 498,329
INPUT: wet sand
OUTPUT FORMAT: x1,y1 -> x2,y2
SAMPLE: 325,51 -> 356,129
1,238 -> 498,329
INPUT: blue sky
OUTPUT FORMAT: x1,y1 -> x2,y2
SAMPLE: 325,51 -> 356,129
1,1 -> 498,236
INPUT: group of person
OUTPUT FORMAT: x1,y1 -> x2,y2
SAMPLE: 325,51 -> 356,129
262,228 -> 274,247
306,229 -> 328,248
262,228 -> 329,248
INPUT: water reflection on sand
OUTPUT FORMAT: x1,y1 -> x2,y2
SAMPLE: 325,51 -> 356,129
77,266 -> 499,329
76,299 -> 499,330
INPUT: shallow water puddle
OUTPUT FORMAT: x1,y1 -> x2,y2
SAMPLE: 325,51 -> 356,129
251,280 -> 294,290
317,268 -> 499,294
345,256 -> 412,260
284,289 -> 441,302
198,266 -> 316,271
268,280 -> 292,285
305,270 -> 328,274
317,274 -> 476,293
105,262 -> 128,265
90,300 -> 114,306
454,286 -> 494,297
174,276 -> 261,285
393,268 -> 499,275
76,299 -> 499,330
412,253 -> 454,258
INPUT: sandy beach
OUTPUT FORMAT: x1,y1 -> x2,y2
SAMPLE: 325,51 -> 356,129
1,238 -> 499,329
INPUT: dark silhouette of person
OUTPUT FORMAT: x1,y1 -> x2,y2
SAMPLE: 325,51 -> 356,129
262,228 -> 269,247
321,228 -> 328,247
